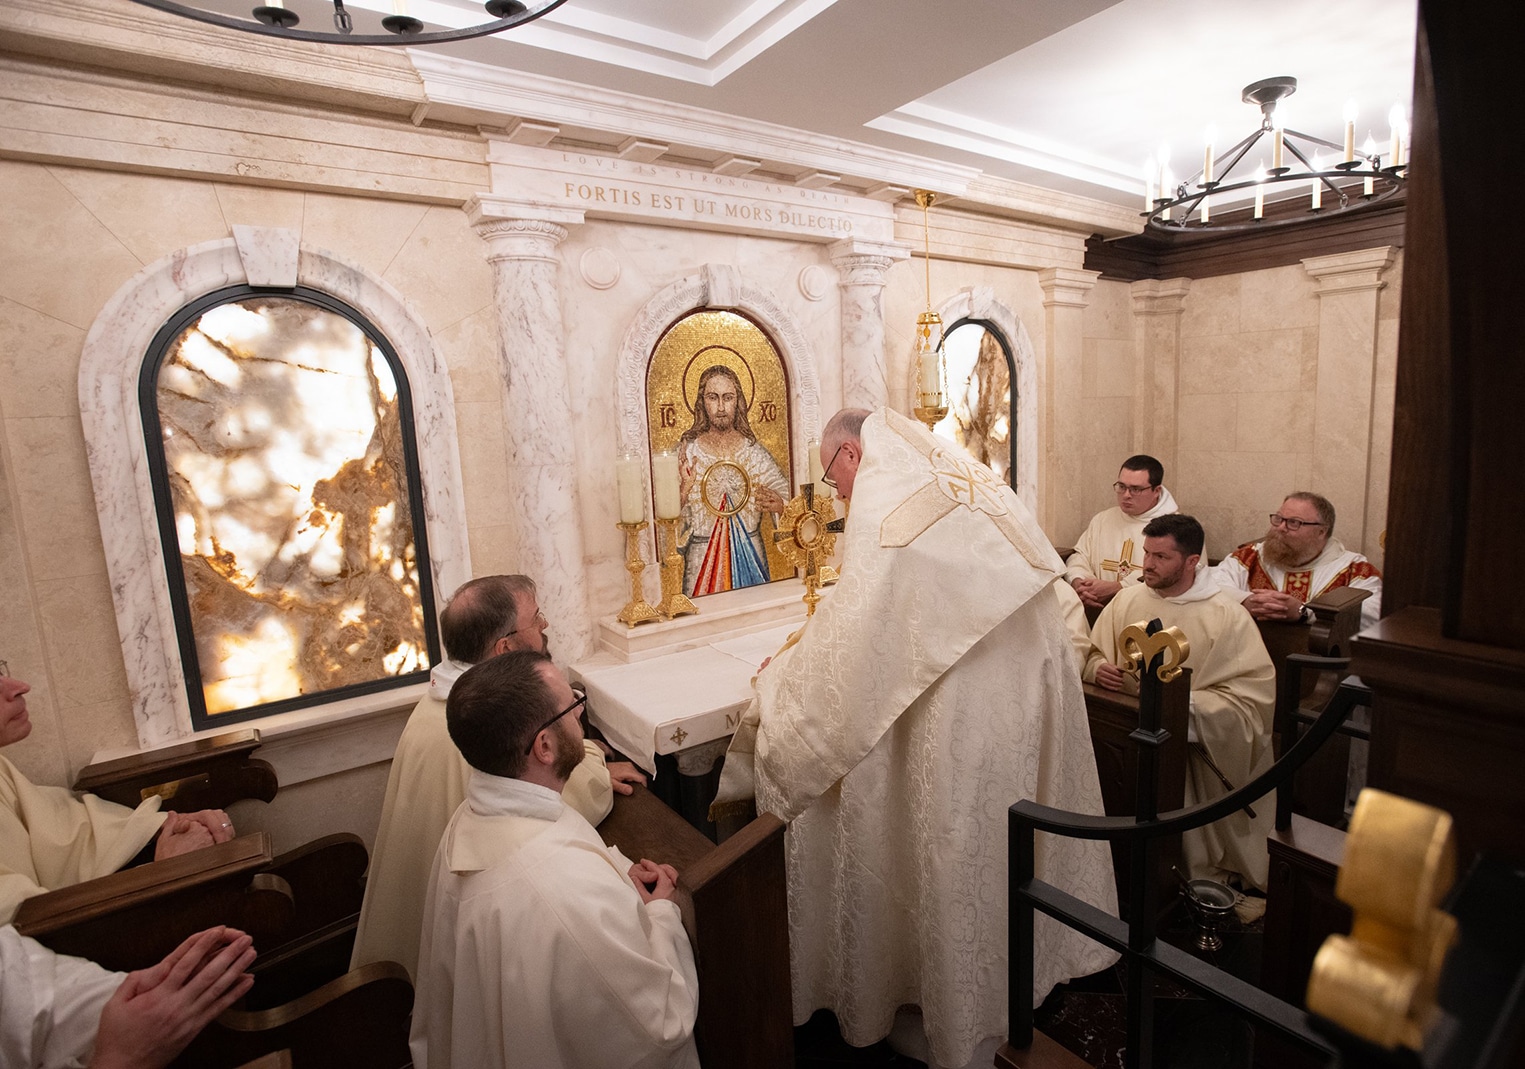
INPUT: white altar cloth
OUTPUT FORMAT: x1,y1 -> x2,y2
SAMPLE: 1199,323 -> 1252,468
571,622 -> 800,776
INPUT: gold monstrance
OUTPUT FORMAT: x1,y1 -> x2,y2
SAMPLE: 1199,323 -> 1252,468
772,483 -> 844,618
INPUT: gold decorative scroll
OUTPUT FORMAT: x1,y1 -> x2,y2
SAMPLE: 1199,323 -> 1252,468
1117,622 -> 1190,683
1306,788 -> 1458,1051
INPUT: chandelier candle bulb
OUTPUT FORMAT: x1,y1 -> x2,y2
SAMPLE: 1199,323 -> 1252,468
615,454 -> 646,525
1311,175 -> 1322,210
1200,195 -> 1209,223
1343,100 -> 1358,161
1273,128 -> 1284,170
1254,184 -> 1264,219
651,451 -> 681,520
392,0 -> 407,13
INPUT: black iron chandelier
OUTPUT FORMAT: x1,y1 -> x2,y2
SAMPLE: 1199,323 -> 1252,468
125,0 -> 568,46
1144,76 -> 1408,233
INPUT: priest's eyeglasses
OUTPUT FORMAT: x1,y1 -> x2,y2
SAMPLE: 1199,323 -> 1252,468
1268,514 -> 1327,532
524,691 -> 587,753
1112,481 -> 1155,496
503,607 -> 547,639
821,442 -> 848,490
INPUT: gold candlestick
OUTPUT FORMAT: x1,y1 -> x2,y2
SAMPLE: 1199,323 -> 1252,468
615,521 -> 660,627
654,516 -> 697,620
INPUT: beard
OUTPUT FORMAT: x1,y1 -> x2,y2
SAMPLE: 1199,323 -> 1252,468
1263,532 -> 1315,568
707,408 -> 734,431
551,720 -> 583,782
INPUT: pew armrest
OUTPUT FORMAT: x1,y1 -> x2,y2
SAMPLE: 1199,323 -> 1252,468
73,729 -> 278,812
1305,586 -> 1372,658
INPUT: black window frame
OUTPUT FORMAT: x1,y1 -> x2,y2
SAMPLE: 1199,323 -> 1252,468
138,284 -> 441,731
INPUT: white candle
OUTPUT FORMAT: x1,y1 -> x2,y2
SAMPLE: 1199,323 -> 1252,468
1343,101 -> 1358,162
652,451 -> 680,520
918,347 -> 941,399
392,0 -> 408,13
267,0 -> 284,7
615,455 -> 645,525
1272,129 -> 1284,170
1202,127 -> 1216,185
1254,183 -> 1264,219
1199,195 -> 1209,224
808,441 -> 823,486
1311,175 -> 1322,210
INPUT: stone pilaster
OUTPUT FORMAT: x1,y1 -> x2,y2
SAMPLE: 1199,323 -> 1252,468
1039,267 -> 1101,542
466,193 -> 595,661
827,237 -> 910,410
1301,247 -> 1397,556
1128,278 -> 1192,474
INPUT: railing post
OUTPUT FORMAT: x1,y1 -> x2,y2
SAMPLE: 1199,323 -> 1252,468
1009,807 -> 1036,1049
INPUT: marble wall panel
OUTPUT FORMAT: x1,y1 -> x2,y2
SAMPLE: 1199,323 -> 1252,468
300,192 -> 430,282
1176,393 -> 1238,456
0,162 -> 143,331
0,298 -> 85,420
1179,273 -> 1242,339
212,183 -> 306,233
1235,390 -> 1316,451
1082,337 -> 1134,399
434,306 -> 502,407
1240,264 -> 1319,332
383,206 -> 494,336
47,167 -> 227,268
1179,329 -> 1314,395
4,415 -> 107,585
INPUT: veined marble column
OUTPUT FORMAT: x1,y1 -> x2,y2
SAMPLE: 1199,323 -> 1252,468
828,238 -> 911,410
1129,278 -> 1192,473
1039,267 -> 1101,543
1301,247 -> 1397,558
466,194 -> 595,661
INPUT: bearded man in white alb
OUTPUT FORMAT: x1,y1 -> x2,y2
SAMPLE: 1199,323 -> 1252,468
410,651 -> 699,1069
1065,455 -> 1184,612
1086,514 -> 1277,890
350,575 -> 644,980
1215,492 -> 1383,631
713,408 -> 1118,1069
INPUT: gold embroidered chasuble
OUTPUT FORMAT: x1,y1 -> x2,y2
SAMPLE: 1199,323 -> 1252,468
715,410 -> 1118,1068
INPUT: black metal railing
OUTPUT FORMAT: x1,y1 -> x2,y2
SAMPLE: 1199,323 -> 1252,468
1009,654 -> 1365,1069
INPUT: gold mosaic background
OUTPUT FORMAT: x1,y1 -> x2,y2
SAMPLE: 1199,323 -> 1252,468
156,297 -> 431,716
646,310 -> 796,584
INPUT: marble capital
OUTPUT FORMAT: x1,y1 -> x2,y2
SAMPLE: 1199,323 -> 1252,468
827,237 -> 911,283
1129,277 -> 1192,316
465,193 -> 583,263
1038,267 -> 1102,309
1301,246 -> 1397,294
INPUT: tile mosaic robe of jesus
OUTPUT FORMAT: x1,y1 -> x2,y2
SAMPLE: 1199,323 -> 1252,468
646,312 -> 794,598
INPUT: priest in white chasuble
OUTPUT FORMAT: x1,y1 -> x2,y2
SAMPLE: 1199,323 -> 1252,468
1085,514 -> 1277,890
1064,455 -> 1183,612
713,408 -> 1118,1069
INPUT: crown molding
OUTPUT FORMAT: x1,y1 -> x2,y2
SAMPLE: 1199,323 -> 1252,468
409,50 -> 983,197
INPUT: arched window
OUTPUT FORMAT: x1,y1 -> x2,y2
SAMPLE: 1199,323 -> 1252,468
932,319 -> 1017,485
644,309 -> 795,598
139,286 -> 439,730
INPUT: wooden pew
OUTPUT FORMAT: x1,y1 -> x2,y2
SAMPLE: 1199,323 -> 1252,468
73,729 -> 277,812
16,730 -> 367,1003
175,961 -> 414,1069
13,831 -> 369,997
598,785 -> 793,1069
1256,586 -> 1371,825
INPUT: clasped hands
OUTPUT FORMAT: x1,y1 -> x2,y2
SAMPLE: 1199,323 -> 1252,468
1072,576 -> 1122,609
1094,660 -> 1140,695
1243,589 -> 1306,622
628,858 -> 680,904
153,809 -> 236,861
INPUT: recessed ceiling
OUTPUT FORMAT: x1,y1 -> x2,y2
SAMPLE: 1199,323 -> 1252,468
308,0 -> 1419,209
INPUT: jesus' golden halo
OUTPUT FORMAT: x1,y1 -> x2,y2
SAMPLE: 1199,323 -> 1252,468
682,347 -> 756,414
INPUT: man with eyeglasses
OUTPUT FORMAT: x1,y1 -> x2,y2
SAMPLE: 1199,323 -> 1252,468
411,650 -> 698,1069
1065,455 -> 1185,611
351,575 -> 645,981
1215,492 -> 1383,631
1086,513 -> 1276,891
715,407 -> 1117,1069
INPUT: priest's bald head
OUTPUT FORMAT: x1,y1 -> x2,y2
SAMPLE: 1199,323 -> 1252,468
446,650 -> 586,789
439,574 -> 548,662
821,407 -> 870,501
